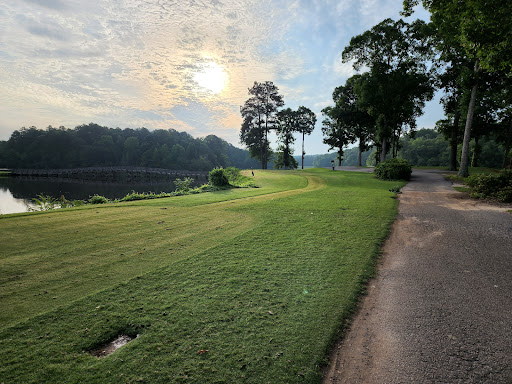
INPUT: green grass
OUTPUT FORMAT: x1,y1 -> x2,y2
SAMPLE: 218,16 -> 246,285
453,186 -> 470,193
0,169 -> 403,383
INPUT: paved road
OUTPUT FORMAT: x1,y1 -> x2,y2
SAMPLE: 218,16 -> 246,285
324,170 -> 512,383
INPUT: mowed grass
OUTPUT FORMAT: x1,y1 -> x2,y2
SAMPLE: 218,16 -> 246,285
0,169 -> 403,383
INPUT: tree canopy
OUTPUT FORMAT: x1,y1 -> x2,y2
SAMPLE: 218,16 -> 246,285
403,0 -> 512,175
0,124 -> 259,171
240,81 -> 284,169
341,18 -> 436,161
239,81 -> 315,169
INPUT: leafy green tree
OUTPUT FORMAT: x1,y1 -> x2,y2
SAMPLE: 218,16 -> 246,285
122,136 -> 140,165
240,81 -> 284,169
342,18 -> 436,162
332,76 -> 375,166
403,0 -> 512,176
295,106 -> 316,169
399,128 -> 450,166
321,106 -> 355,166
0,125 -> 259,171
275,108 -> 298,169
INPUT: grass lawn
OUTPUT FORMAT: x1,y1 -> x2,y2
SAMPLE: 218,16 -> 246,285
0,169 -> 403,383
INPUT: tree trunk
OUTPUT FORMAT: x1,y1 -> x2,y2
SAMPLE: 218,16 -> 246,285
302,131 -> 305,169
458,62 -> 479,177
358,145 -> 362,167
260,135 -> 265,169
502,119 -> 512,169
449,112 -> 460,171
380,137 -> 388,162
263,129 -> 268,169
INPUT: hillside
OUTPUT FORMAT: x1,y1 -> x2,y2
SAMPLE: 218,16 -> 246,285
0,123 -> 260,171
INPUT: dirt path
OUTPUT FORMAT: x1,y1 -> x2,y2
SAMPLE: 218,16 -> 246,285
324,170 -> 512,383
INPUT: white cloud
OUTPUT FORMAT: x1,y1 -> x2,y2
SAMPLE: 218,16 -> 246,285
0,0 -> 439,155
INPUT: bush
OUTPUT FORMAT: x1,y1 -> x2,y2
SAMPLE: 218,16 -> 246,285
374,158 -> 412,181
466,169 -> 512,202
223,167 -> 240,183
89,195 -> 109,204
209,167 -> 230,187
174,177 -> 194,193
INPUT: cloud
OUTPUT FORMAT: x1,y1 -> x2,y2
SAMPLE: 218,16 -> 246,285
22,0 -> 67,11
26,24 -> 68,41
0,0 -> 437,154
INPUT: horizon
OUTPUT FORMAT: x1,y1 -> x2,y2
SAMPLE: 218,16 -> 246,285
0,0 -> 441,155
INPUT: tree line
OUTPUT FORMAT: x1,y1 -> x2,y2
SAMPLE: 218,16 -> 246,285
322,0 -> 512,175
239,81 -> 316,169
304,128 -> 504,169
0,123 -> 260,171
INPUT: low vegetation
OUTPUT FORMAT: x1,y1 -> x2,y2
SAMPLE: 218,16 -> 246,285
0,169 -> 403,383
24,167 -> 254,211
374,158 -> 412,181
466,169 -> 512,203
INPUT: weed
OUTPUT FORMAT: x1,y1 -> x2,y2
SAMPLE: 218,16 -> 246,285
30,194 -> 57,211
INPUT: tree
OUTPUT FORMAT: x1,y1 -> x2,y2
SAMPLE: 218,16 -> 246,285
321,106 -> 355,166
331,76 -> 375,166
240,81 -> 284,169
403,0 -> 512,176
342,18 -> 436,162
295,106 -> 316,169
275,108 -> 298,169
0,125 -> 258,171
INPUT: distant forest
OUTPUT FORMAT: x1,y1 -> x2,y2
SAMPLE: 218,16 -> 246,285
0,123 -> 260,171
300,129 -> 507,169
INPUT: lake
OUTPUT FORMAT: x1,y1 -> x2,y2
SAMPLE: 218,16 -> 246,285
0,176 -> 203,215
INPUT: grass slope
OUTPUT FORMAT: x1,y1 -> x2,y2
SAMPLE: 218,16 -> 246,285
0,169 -> 402,383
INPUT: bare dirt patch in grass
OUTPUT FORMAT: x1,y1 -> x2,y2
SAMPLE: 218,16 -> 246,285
90,334 -> 137,357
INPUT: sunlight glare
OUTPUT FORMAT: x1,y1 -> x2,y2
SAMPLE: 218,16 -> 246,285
192,62 -> 228,94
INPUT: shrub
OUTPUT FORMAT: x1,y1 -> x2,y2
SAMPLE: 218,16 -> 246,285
466,169 -> 512,202
209,167 -> 230,187
223,167 -> 240,183
89,195 -> 109,204
174,177 -> 194,193
389,185 -> 402,193
374,158 -> 412,181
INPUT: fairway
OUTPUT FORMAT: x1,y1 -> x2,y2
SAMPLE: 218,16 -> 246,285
0,169 -> 402,383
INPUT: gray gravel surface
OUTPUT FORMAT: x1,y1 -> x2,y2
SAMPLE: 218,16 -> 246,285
324,169 -> 512,384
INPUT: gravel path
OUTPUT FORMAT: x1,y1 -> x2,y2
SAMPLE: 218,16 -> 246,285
324,169 -> 512,383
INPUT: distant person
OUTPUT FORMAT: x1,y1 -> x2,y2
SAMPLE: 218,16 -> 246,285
251,169 -> 254,176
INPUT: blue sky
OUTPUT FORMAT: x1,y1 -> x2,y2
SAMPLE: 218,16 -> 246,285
0,0 -> 440,155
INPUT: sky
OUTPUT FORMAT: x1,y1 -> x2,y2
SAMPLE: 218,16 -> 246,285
0,0 -> 441,155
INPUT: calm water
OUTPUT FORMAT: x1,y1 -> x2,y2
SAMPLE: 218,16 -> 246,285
0,176 -> 204,215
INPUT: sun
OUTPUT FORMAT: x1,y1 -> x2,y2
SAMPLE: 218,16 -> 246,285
192,62 -> 228,94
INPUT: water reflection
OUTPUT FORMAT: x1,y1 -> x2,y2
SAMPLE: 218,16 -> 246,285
0,188 -> 34,214
0,176 -> 202,215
